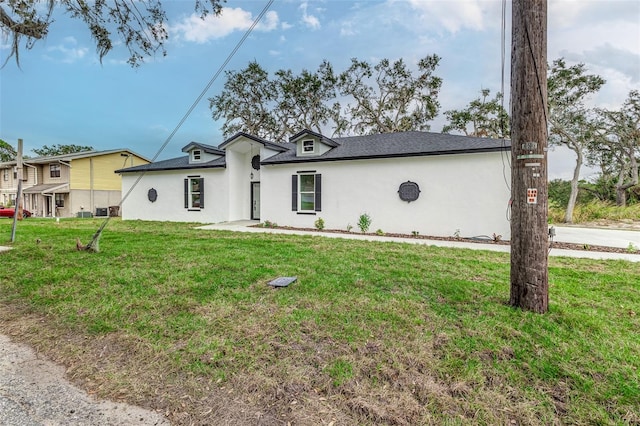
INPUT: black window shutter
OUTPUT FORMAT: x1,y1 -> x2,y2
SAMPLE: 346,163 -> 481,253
291,175 -> 297,211
199,178 -> 205,208
315,174 -> 322,211
184,178 -> 188,208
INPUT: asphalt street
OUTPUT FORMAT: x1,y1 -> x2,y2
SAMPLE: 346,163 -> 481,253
0,334 -> 169,426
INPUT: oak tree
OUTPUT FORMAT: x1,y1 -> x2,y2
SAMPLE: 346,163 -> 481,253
337,55 -> 442,134
590,90 -> 640,206
547,58 -> 605,222
209,61 -> 280,140
441,89 -> 509,138
0,139 -> 17,162
0,0 -> 224,67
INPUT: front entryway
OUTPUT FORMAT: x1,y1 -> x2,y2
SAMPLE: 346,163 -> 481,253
251,182 -> 260,220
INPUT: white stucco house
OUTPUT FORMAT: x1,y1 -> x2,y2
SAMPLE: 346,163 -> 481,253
117,130 -> 512,239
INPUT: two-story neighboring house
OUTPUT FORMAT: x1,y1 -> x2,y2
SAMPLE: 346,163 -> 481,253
0,149 -> 149,218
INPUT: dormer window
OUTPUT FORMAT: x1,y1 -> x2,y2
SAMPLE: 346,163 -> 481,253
302,140 -> 314,153
192,150 -> 202,162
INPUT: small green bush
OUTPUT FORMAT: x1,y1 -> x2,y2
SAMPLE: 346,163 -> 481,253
357,213 -> 371,233
314,217 -> 325,231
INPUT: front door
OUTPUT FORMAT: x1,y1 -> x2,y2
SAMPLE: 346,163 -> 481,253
45,196 -> 52,217
251,182 -> 260,220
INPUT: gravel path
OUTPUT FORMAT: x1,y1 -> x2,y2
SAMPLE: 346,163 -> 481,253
0,334 -> 170,426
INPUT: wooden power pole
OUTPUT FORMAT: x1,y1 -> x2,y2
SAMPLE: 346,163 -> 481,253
510,0 -> 549,313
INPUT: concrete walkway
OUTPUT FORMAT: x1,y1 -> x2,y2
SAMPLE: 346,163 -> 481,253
198,221 -> 640,263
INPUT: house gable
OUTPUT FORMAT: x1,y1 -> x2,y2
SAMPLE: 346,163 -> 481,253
219,132 -> 288,160
289,129 -> 339,157
182,142 -> 225,165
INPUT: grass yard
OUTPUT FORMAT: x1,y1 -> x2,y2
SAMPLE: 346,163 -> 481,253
1,218 -> 639,425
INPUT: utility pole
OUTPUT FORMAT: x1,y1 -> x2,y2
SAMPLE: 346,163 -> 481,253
10,139 -> 24,242
509,0 -> 549,313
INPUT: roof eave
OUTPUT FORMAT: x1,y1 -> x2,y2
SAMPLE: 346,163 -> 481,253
262,146 -> 510,165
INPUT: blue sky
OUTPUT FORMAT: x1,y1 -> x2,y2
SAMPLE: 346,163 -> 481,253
1,0 -> 639,179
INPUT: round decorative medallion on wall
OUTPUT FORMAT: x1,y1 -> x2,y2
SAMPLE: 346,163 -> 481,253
148,188 -> 158,202
251,155 -> 261,170
398,181 -> 420,202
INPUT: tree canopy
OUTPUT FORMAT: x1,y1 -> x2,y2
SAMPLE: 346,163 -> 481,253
590,90 -> 640,206
32,144 -> 94,157
441,89 -> 509,138
0,0 -> 224,67
210,55 -> 442,140
547,58 -> 605,222
337,55 -> 442,135
0,139 -> 17,162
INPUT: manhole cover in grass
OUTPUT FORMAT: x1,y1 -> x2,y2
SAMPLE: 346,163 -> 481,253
268,276 -> 297,287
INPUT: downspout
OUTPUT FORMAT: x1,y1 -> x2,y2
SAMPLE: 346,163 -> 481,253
59,160 -> 72,217
24,163 -> 37,214
90,158 -> 94,214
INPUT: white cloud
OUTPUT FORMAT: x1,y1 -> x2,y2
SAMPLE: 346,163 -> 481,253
299,2 -> 321,30
340,21 -> 358,37
44,36 -> 89,63
403,0 -> 487,33
171,8 -> 279,43
548,1 -> 640,105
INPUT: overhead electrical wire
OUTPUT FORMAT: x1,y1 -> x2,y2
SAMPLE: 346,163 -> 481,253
84,0 -> 275,250
501,0 -> 512,222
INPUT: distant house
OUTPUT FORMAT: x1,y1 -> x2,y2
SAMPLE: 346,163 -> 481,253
117,131 -> 512,239
0,149 -> 149,218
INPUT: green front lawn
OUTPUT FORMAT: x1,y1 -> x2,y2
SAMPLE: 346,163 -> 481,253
1,218 -> 638,425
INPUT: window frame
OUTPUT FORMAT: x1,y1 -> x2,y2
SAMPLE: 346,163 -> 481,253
298,174 -> 316,211
302,140 -> 315,153
55,193 -> 65,208
292,172 -> 321,214
50,164 -> 61,178
192,149 -> 202,162
184,176 -> 204,210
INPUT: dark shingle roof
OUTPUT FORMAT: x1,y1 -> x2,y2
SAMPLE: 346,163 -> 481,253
261,132 -> 511,165
115,155 -> 225,173
181,141 -> 225,155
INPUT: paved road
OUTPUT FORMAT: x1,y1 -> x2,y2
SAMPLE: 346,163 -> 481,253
0,334 -> 169,426
551,225 -> 640,249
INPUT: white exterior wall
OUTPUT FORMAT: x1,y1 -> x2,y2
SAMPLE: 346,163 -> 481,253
121,169 -> 228,223
226,149 -> 251,221
261,152 -> 511,239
